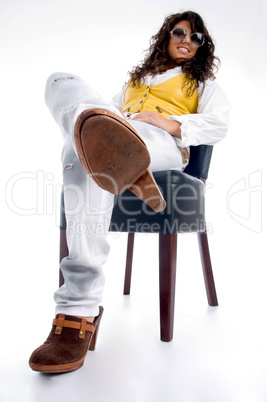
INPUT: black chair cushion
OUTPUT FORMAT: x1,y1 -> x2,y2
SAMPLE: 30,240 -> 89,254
110,169 -> 205,234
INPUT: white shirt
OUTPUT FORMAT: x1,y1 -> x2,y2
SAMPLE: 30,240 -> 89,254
112,67 -> 231,147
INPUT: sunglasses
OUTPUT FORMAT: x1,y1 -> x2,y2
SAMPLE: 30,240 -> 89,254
170,27 -> 205,48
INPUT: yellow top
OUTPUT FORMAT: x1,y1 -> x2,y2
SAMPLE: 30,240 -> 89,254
123,74 -> 198,119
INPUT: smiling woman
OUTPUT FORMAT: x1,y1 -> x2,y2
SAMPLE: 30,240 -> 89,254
29,10 -> 230,374
129,11 -> 219,96
168,21 -> 199,59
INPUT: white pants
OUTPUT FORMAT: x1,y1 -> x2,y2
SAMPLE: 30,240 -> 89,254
45,72 -> 184,317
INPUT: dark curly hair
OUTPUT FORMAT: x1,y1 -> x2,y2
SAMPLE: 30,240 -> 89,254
129,11 -> 220,96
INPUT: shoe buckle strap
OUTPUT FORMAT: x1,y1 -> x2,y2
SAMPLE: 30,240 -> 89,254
54,314 -> 65,335
53,314 -> 95,339
79,318 -> 87,339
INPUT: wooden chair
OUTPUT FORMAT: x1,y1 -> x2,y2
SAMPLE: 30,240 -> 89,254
59,145 -> 218,342
109,145 -> 218,342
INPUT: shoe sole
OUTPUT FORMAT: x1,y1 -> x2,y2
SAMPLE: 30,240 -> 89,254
74,109 -> 166,211
29,354 -> 86,374
75,109 -> 150,194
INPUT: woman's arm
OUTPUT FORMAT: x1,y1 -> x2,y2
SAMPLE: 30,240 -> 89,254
112,79 -> 230,147
132,111 -> 182,138
131,80 -> 230,145
112,83 -> 182,137
169,80 -> 231,147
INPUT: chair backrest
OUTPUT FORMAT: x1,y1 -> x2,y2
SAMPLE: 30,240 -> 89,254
184,145 -> 213,181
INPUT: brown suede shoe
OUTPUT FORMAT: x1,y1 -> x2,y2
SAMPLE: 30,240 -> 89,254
74,108 -> 166,212
29,307 -> 104,373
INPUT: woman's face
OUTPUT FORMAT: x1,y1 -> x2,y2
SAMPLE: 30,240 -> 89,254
168,20 -> 198,61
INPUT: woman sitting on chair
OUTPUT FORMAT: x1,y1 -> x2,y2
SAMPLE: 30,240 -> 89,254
29,10 -> 230,374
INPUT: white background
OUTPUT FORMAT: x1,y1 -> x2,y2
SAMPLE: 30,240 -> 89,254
1,0 -> 266,401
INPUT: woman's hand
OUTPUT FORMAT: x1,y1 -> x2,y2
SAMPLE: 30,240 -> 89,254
132,111 -> 181,138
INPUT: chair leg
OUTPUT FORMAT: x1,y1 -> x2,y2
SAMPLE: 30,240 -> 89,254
123,233 -> 135,295
159,233 -> 177,342
59,228 -> 68,287
197,229 -> 218,306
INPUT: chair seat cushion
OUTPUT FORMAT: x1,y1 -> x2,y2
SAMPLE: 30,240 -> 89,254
110,169 -> 205,234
